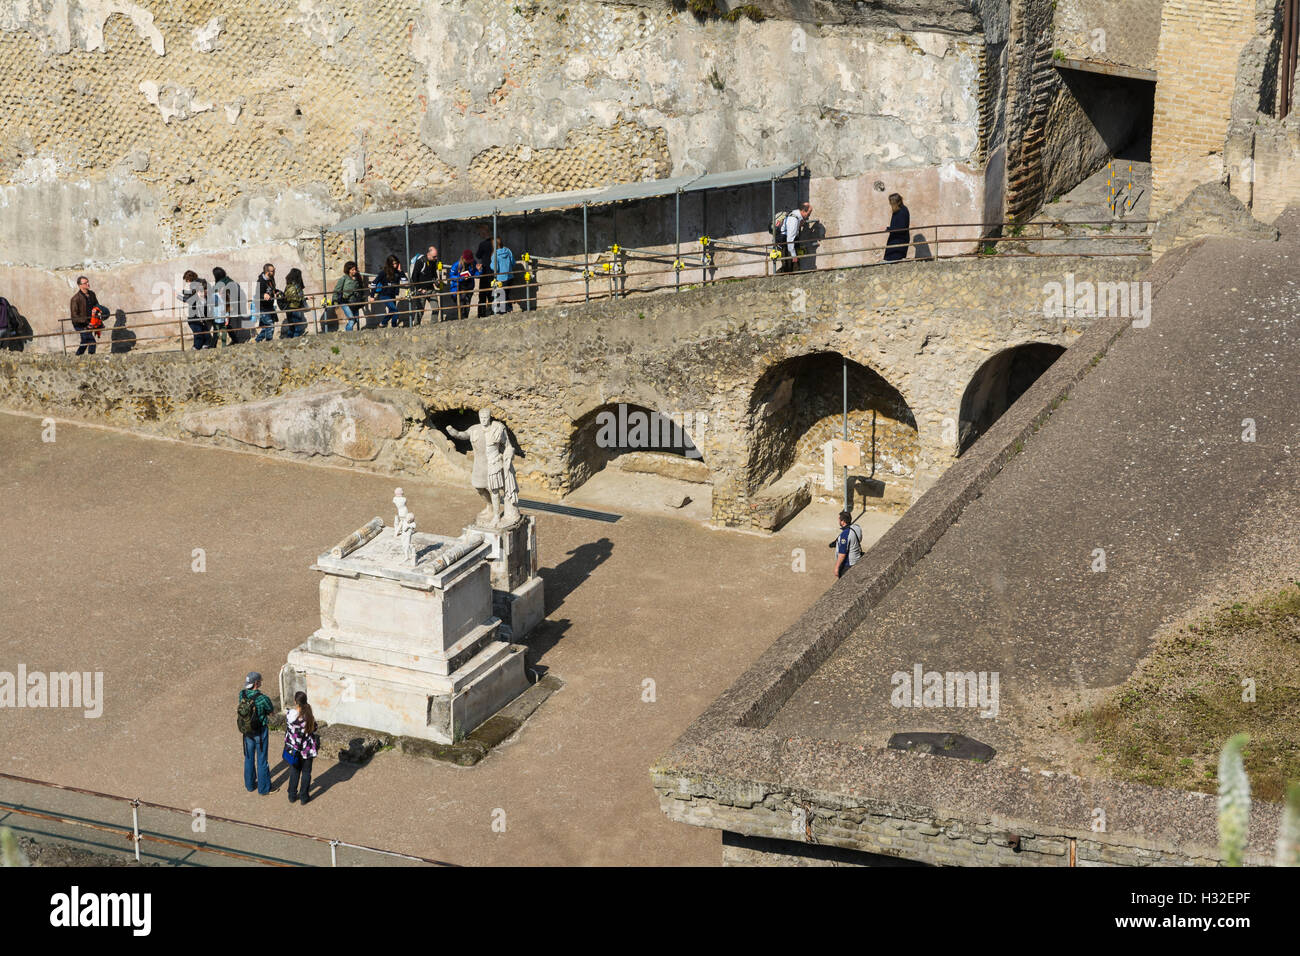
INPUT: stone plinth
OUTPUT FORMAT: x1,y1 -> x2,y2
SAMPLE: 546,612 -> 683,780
467,516 -> 545,640
280,527 -> 529,744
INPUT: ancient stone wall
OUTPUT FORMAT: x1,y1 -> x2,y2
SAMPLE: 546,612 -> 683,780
0,0 -> 997,340
1053,0 -> 1164,71
0,254 -> 1142,529
1151,0 -> 1259,217
1225,0 -> 1300,223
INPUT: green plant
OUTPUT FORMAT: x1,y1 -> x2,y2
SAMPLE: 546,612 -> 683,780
1218,733 -> 1251,866
1,827 -> 29,867
1052,48 -> 1065,61
707,66 -> 725,91
1278,784 -> 1300,866
331,345 -> 340,355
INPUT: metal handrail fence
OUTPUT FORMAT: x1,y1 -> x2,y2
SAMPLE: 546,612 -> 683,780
2,218 -> 1153,354
0,771 -> 451,867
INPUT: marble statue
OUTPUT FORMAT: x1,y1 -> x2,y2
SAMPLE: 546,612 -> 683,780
446,408 -> 519,527
392,487 -> 418,564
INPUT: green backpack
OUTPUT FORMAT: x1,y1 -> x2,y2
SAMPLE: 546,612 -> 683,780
237,691 -> 262,736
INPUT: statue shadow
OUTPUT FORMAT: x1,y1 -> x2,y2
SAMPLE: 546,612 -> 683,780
523,618 -> 571,670
539,537 -> 613,616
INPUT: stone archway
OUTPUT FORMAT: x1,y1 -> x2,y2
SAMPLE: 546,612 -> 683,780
565,401 -> 709,494
958,343 -> 1067,455
744,351 -> 918,520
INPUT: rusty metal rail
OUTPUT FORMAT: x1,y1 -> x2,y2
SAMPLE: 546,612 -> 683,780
2,217 -> 1154,355
0,770 -> 452,867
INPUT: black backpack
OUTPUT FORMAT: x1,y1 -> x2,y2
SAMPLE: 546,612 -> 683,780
237,691 -> 262,736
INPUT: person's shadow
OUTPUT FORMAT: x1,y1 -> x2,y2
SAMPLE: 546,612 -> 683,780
912,233 -> 934,261
539,538 -> 613,615
1,306 -> 32,351
110,310 -> 136,353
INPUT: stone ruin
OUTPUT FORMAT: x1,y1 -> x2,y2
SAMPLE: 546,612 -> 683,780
279,479 -> 545,744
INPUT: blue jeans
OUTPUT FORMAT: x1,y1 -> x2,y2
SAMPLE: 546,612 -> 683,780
341,303 -> 359,331
374,298 -> 397,327
281,310 -> 306,338
75,330 -> 97,355
243,728 -> 271,794
187,319 -> 211,350
255,309 -> 276,341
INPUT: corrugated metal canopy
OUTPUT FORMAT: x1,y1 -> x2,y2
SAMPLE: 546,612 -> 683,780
329,161 -> 801,233
682,162 -> 803,194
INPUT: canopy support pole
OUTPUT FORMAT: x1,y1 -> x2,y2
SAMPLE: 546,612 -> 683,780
674,189 -> 681,291
583,202 -> 589,303
319,228 -> 327,333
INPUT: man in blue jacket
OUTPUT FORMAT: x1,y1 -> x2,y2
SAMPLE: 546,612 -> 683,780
490,237 -> 514,313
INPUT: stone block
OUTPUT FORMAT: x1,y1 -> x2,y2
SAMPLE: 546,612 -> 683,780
494,574 -> 545,641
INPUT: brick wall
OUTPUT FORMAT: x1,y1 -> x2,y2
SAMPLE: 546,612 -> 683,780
1151,0 -> 1259,216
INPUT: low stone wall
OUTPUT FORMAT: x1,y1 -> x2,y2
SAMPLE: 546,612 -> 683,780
0,254 -> 1140,528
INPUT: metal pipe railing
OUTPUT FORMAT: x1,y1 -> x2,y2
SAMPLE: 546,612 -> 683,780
2,218 -> 1153,354
0,770 -> 453,867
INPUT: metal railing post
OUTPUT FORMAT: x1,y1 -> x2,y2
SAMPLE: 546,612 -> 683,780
131,798 -> 141,862
330,839 -> 339,867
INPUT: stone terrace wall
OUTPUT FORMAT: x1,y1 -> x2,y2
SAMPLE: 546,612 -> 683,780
0,254 -> 1142,528
0,0 -> 997,341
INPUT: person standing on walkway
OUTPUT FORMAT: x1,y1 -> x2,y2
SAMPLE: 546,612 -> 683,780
833,510 -> 863,579
474,224 -> 494,317
254,263 -> 279,341
179,270 -> 211,349
779,202 -> 811,273
449,250 -> 478,320
333,261 -> 365,331
490,237 -> 514,314
883,193 -> 910,262
284,690 -> 319,804
369,254 -> 406,328
409,244 -> 440,325
238,672 -> 276,795
280,268 -> 308,339
211,267 -> 236,346
69,276 -> 100,355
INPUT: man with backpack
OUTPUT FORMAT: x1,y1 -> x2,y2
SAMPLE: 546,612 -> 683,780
833,510 -> 863,579
775,202 -> 812,273
237,671 -> 276,795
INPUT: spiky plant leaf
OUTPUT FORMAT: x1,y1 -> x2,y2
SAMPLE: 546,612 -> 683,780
1217,733 -> 1251,867
1276,783 -> 1300,867
0,827 -> 29,867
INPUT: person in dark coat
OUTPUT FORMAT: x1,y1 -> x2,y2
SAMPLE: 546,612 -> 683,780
884,193 -> 910,262
69,276 -> 100,355
474,224 -> 494,317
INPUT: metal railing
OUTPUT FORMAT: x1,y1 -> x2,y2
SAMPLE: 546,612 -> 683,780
0,771 -> 452,867
1,217 -> 1153,355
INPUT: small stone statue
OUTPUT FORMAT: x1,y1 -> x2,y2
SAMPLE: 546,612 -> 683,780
393,487 -> 418,564
446,408 -> 519,527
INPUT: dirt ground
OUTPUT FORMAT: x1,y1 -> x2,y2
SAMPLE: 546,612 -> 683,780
0,410 -> 890,865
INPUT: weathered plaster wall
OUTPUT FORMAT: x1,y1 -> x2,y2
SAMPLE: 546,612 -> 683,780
0,0 -> 997,336
0,254 -> 1143,528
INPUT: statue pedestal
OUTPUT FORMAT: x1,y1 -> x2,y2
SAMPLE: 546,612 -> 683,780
279,527 -> 528,744
467,515 -> 545,640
